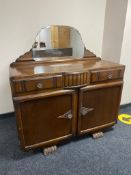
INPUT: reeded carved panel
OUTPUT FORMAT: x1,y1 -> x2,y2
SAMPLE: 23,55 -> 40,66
64,72 -> 90,87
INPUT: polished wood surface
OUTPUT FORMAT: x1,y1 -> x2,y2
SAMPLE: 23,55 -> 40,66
78,81 -> 123,134
10,26 -> 125,151
14,90 -> 76,149
10,58 -> 124,80
10,55 -> 125,150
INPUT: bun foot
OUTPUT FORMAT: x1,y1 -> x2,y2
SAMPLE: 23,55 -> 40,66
43,145 -> 57,156
92,132 -> 103,139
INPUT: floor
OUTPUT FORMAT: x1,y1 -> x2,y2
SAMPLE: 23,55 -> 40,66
0,106 -> 131,175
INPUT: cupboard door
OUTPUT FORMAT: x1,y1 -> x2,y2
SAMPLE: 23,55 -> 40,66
78,82 -> 123,135
14,90 -> 76,150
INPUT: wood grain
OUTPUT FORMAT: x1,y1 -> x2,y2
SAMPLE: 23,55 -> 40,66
9,26 -> 125,151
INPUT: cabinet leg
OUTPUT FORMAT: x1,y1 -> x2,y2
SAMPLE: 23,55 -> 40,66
43,145 -> 57,156
92,131 -> 103,139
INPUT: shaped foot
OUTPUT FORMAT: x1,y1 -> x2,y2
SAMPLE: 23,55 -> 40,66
92,132 -> 103,139
43,145 -> 57,156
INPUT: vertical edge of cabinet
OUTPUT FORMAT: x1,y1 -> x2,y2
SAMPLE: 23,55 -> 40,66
77,88 -> 83,135
115,82 -> 124,124
71,90 -> 78,136
13,102 -> 26,150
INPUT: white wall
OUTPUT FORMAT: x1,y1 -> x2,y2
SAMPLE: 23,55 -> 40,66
102,0 -> 128,63
101,0 -> 130,105
0,0 -> 106,114
120,0 -> 131,104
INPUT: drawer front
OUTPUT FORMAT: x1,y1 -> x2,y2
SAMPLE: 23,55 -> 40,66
91,69 -> 124,83
64,72 -> 90,87
13,75 -> 63,93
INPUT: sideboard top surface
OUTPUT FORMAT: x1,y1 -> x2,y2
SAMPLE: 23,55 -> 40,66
10,57 -> 125,80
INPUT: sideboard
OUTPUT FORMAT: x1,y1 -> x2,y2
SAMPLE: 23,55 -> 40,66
10,25 -> 125,155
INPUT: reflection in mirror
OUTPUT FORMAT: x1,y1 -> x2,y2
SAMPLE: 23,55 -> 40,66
32,25 -> 85,60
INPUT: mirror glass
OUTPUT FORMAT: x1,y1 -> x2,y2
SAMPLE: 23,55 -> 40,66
32,25 -> 85,61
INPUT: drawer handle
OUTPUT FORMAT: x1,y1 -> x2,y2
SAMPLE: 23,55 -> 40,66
36,83 -> 43,89
108,73 -> 112,79
81,107 -> 94,116
57,110 -> 72,120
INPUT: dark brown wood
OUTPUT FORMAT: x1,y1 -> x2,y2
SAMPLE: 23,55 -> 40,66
91,69 -> 124,83
78,81 -> 123,135
10,56 -> 125,151
16,50 -> 33,62
9,26 -> 125,152
64,71 -> 90,88
14,90 -> 76,150
84,49 -> 96,58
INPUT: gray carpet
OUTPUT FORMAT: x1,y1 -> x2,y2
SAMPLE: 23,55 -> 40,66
0,106 -> 131,175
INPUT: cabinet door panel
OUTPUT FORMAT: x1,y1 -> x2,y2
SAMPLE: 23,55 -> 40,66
15,90 -> 76,149
78,82 -> 123,134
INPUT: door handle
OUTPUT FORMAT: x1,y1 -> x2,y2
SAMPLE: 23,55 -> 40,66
81,107 -> 94,116
57,110 -> 72,120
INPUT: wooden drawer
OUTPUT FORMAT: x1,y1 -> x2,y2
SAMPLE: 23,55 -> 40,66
13,75 -> 63,93
91,69 -> 124,83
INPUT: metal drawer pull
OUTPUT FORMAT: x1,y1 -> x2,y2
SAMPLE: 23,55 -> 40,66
36,83 -> 43,89
57,110 -> 72,120
81,107 -> 94,116
108,73 -> 112,79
